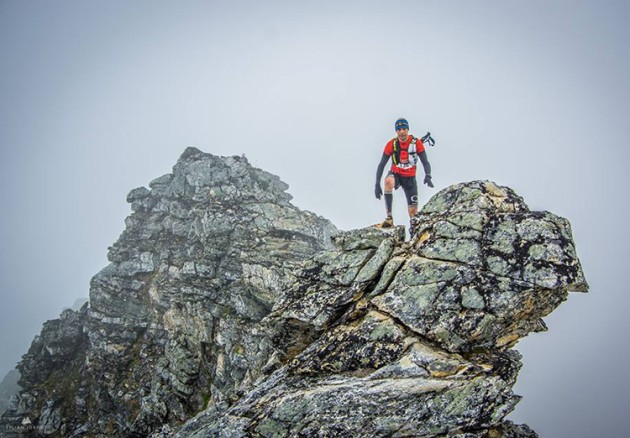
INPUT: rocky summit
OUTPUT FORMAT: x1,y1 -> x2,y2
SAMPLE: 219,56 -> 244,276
0,150 -> 587,438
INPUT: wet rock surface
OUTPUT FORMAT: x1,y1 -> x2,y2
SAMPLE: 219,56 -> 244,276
1,162 -> 586,438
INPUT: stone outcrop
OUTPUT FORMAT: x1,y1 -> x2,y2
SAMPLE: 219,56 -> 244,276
0,306 -> 88,437
0,151 -> 587,438
1,148 -> 336,437
175,182 -> 587,437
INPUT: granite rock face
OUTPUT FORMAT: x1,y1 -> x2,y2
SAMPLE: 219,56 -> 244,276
0,148 -> 336,437
401,181 -> 588,352
1,159 -> 587,438
0,305 -> 88,437
175,181 -> 586,437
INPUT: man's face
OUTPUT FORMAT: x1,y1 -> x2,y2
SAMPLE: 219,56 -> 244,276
396,127 -> 409,142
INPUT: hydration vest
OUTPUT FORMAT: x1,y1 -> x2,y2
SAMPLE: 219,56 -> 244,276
392,136 -> 418,169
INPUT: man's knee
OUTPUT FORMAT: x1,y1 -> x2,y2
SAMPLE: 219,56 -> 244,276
384,175 -> 395,192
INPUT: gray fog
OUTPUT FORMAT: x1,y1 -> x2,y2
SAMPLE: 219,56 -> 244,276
1,1 -> 628,436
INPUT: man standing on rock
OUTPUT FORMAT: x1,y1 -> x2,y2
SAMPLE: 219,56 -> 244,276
374,117 -> 434,228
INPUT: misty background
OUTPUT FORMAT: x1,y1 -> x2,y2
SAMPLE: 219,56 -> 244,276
1,1 -> 628,436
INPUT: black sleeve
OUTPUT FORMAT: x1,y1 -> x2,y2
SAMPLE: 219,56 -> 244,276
375,153 -> 390,184
418,151 -> 431,177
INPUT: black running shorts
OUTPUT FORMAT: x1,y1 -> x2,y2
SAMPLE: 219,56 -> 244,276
388,171 -> 419,206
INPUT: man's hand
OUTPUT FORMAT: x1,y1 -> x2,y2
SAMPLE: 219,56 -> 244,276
424,175 -> 434,188
374,183 -> 383,199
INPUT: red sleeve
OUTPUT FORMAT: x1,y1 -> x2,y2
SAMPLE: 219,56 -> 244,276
383,139 -> 394,156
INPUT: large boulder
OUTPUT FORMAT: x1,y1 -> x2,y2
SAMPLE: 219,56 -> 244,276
175,181 -> 587,437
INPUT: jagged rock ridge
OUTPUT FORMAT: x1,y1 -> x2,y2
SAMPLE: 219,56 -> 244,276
1,148 -> 337,437
176,181 -> 587,437
0,151 -> 587,437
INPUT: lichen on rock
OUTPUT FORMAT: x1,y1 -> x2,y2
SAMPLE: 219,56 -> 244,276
175,181 -> 586,437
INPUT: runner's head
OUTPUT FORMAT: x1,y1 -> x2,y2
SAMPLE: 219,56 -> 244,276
395,118 -> 409,141
395,118 -> 409,131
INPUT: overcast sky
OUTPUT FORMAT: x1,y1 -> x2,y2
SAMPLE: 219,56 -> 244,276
1,1 -> 629,436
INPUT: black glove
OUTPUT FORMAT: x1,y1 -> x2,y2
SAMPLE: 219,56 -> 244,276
424,175 -> 434,188
374,183 -> 383,199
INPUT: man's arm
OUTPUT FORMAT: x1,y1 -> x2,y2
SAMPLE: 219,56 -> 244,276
376,153 -> 390,183
418,151 -> 434,187
418,151 -> 431,176
374,153 -> 390,199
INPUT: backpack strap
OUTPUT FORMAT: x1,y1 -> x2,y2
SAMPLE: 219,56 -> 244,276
392,135 -> 416,165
